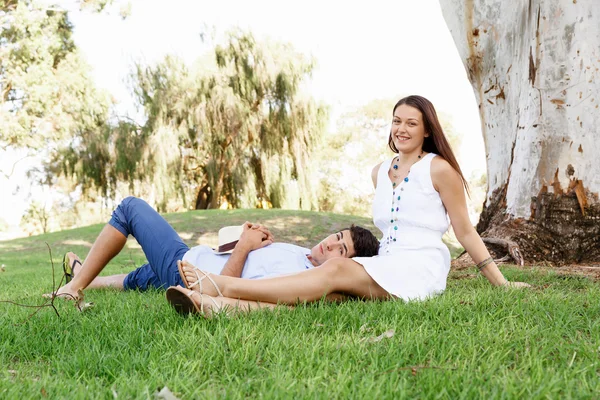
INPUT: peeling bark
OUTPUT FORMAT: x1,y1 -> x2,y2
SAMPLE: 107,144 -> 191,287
440,0 -> 600,264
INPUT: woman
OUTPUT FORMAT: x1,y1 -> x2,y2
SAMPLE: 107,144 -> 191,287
167,95 -> 529,316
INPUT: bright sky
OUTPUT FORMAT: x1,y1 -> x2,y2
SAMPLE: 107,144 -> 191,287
0,0 -> 485,231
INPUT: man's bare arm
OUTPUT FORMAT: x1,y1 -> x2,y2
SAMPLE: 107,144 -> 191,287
220,245 -> 253,277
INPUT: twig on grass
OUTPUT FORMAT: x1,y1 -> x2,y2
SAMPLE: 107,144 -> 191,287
0,243 -> 76,323
378,365 -> 457,376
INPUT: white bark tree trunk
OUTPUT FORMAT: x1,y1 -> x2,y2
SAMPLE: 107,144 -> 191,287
440,0 -> 600,263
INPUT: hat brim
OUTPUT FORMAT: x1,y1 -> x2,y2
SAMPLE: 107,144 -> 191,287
212,239 -> 239,255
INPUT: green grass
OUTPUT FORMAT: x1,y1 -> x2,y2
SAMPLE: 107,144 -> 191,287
1,209 -> 599,399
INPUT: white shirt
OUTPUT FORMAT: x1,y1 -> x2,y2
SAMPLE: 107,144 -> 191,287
182,242 -> 314,279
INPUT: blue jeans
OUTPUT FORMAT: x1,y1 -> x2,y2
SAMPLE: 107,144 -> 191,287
110,197 -> 188,291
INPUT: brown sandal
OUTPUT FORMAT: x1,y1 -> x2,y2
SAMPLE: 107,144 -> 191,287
62,252 -> 82,284
166,285 -> 221,316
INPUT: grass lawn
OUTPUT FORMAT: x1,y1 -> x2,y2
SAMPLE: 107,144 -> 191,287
1,209 -> 599,399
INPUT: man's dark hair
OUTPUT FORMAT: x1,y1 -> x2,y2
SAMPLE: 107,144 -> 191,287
346,224 -> 379,257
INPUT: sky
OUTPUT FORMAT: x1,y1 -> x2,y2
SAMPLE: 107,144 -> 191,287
0,0 -> 486,233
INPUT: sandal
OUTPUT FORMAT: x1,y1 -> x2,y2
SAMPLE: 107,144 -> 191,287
62,253 -> 82,284
177,261 -> 223,297
166,285 -> 222,316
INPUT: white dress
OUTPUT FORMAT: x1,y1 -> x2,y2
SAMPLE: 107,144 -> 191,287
353,153 -> 451,301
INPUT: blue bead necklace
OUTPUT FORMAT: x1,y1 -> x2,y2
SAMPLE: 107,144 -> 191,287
387,151 -> 424,245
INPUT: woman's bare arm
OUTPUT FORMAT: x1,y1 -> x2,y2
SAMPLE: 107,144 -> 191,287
431,157 -> 525,286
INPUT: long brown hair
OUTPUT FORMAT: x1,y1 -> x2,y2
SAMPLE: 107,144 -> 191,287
388,95 -> 470,195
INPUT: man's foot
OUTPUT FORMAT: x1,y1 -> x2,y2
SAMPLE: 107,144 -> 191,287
64,252 -> 84,279
177,260 -> 223,297
43,252 -> 84,300
42,284 -> 81,300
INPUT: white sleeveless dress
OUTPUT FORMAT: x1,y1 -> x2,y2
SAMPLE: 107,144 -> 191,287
353,153 -> 451,301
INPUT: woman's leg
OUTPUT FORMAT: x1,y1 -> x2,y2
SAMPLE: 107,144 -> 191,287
181,257 -> 390,304
191,292 -> 283,317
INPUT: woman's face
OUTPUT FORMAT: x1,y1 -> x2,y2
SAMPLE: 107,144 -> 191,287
391,104 -> 429,153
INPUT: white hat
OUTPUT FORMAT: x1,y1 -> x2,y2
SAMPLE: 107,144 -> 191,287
213,225 -> 244,254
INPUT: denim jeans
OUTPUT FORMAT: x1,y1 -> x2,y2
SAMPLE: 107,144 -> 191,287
109,197 -> 188,291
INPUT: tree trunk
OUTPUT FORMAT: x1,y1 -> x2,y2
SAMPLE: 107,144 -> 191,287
195,183 -> 211,210
440,0 -> 600,264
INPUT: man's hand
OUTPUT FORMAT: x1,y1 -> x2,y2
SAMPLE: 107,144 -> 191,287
237,221 -> 274,251
220,222 -> 273,278
244,221 -> 274,241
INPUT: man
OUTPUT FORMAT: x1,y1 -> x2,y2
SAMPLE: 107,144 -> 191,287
49,197 -> 379,300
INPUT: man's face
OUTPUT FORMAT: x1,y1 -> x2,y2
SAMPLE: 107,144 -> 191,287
309,229 -> 355,266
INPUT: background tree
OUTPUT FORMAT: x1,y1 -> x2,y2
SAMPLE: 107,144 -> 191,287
440,0 -> 599,264
317,98 -> 391,217
20,201 -> 51,235
0,0 -> 112,154
0,0 -> 126,235
0,0 -> 112,209
58,30 -> 328,211
0,216 -> 8,232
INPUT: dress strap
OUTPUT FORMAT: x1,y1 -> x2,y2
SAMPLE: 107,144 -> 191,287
378,156 -> 394,178
418,153 -> 438,192
377,156 -> 394,187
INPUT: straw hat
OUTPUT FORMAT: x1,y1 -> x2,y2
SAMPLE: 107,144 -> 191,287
213,225 -> 244,254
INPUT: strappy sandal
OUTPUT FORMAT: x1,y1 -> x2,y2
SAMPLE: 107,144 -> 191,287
177,261 -> 223,297
166,286 -> 222,316
62,253 -> 81,284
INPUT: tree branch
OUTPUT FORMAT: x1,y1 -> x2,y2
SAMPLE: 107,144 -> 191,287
0,153 -> 32,179
0,242 -> 67,323
114,114 -> 143,129
482,237 -> 524,266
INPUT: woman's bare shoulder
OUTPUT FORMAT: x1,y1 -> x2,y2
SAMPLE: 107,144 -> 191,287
430,155 -> 455,176
430,156 -> 460,191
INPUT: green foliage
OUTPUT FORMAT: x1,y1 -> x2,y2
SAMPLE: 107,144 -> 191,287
79,0 -> 114,13
55,30 -> 328,211
19,200 -> 51,235
1,211 -> 599,398
0,216 -> 8,232
0,1 -> 111,151
0,1 -> 117,232
469,169 -> 488,215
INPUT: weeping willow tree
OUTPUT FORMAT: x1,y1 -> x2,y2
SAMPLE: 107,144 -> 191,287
57,30 -> 327,211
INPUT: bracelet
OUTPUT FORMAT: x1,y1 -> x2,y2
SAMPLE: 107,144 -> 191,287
476,257 -> 494,271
